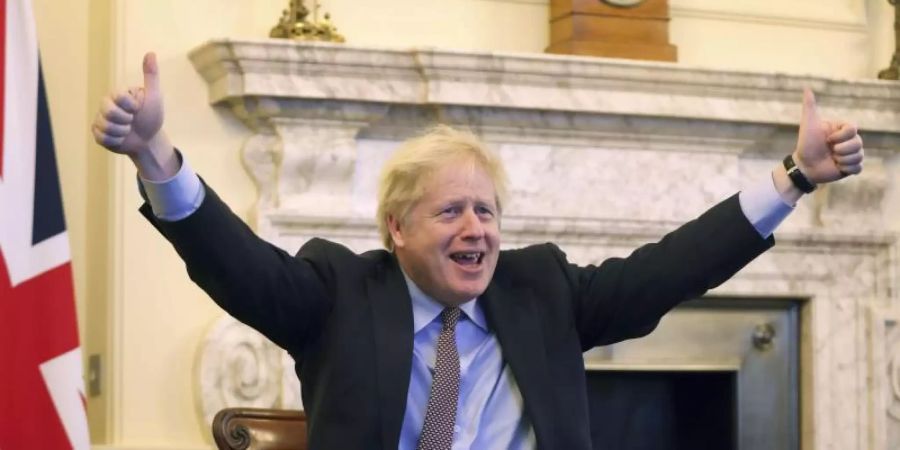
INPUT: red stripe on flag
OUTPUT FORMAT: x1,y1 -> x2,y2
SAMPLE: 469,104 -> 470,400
0,0 -> 7,178
0,253 -> 80,449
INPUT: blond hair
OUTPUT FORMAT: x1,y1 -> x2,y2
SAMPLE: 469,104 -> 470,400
376,125 -> 508,249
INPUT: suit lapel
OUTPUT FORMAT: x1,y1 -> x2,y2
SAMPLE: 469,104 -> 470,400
367,255 -> 415,450
480,281 -> 554,447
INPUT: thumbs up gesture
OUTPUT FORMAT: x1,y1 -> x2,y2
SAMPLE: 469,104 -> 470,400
92,52 -> 177,180
792,88 -> 864,184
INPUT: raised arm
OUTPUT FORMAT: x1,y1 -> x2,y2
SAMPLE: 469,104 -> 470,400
569,89 -> 864,348
91,52 -> 332,353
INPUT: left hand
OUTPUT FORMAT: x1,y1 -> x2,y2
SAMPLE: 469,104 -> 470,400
793,88 -> 864,185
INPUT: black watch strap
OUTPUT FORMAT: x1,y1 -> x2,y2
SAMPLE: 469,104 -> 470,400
783,154 -> 816,193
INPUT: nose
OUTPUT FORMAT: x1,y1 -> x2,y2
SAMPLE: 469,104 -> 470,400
459,208 -> 485,240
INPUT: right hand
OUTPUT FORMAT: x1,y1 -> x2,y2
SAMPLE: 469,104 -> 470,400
93,52 -> 178,180
92,52 -> 165,155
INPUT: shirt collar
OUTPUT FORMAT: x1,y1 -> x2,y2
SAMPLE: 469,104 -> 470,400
402,272 -> 489,334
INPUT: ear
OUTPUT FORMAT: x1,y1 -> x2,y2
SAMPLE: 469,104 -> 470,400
387,214 -> 406,248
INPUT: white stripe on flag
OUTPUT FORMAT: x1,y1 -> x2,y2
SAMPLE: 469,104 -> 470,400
0,0 -> 70,287
39,348 -> 90,450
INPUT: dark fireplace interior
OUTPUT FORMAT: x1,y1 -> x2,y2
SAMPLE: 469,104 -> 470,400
587,370 -> 737,450
581,297 -> 799,449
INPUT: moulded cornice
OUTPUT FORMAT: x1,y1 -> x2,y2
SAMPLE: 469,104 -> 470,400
189,38 -> 900,133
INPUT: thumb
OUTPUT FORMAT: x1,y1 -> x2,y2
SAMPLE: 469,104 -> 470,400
800,88 -> 819,128
142,52 -> 160,95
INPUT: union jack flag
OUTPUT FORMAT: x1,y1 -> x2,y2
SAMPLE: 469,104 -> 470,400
0,0 -> 90,448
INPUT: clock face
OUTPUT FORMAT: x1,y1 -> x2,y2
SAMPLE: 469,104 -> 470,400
602,0 -> 646,6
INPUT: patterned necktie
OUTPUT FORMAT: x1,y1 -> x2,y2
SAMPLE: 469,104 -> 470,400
417,307 -> 462,450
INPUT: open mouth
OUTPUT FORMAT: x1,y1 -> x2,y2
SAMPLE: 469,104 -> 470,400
449,252 -> 484,266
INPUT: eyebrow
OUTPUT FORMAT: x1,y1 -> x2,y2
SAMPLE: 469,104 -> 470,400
474,200 -> 497,211
436,196 -> 496,207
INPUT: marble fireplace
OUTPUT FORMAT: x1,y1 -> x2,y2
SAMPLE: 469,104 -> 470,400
188,39 -> 900,449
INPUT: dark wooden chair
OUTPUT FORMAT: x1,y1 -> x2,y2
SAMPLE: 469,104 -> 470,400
212,408 -> 307,450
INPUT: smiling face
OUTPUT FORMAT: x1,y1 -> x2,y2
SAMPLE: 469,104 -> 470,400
388,159 -> 501,306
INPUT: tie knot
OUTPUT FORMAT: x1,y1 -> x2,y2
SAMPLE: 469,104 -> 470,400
441,307 -> 461,329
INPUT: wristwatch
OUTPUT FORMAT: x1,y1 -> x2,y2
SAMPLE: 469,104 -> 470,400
783,154 -> 816,193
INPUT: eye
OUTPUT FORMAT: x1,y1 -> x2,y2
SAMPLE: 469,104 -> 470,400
439,206 -> 462,217
476,205 -> 495,218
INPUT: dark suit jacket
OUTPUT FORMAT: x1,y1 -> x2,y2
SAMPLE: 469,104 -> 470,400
141,186 -> 772,450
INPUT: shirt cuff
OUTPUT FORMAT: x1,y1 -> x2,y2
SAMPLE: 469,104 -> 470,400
138,154 -> 205,221
738,174 -> 795,239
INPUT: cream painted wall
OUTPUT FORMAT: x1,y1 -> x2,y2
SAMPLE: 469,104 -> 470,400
32,0 -> 89,349
670,0 -> 892,78
28,0 -> 896,447
30,0 -> 95,435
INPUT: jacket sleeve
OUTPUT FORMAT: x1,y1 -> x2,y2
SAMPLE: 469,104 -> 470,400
140,182 -> 331,354
553,194 -> 774,350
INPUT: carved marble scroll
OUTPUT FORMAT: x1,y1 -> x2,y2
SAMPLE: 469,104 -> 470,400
196,316 -> 284,427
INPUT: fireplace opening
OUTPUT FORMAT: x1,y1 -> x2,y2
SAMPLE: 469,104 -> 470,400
582,297 -> 800,450
587,369 -> 736,450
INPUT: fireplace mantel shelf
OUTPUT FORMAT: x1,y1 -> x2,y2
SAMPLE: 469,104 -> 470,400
190,38 -> 900,133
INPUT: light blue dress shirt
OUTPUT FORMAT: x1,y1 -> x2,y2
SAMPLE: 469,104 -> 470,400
399,274 -> 535,450
141,157 -> 794,449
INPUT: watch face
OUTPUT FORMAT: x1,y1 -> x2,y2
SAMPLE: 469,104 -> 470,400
602,0 -> 646,6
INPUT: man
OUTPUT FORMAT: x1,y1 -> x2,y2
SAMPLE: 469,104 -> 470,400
92,53 -> 863,449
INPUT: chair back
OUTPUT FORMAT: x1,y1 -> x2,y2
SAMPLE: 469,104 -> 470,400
212,407 -> 307,450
